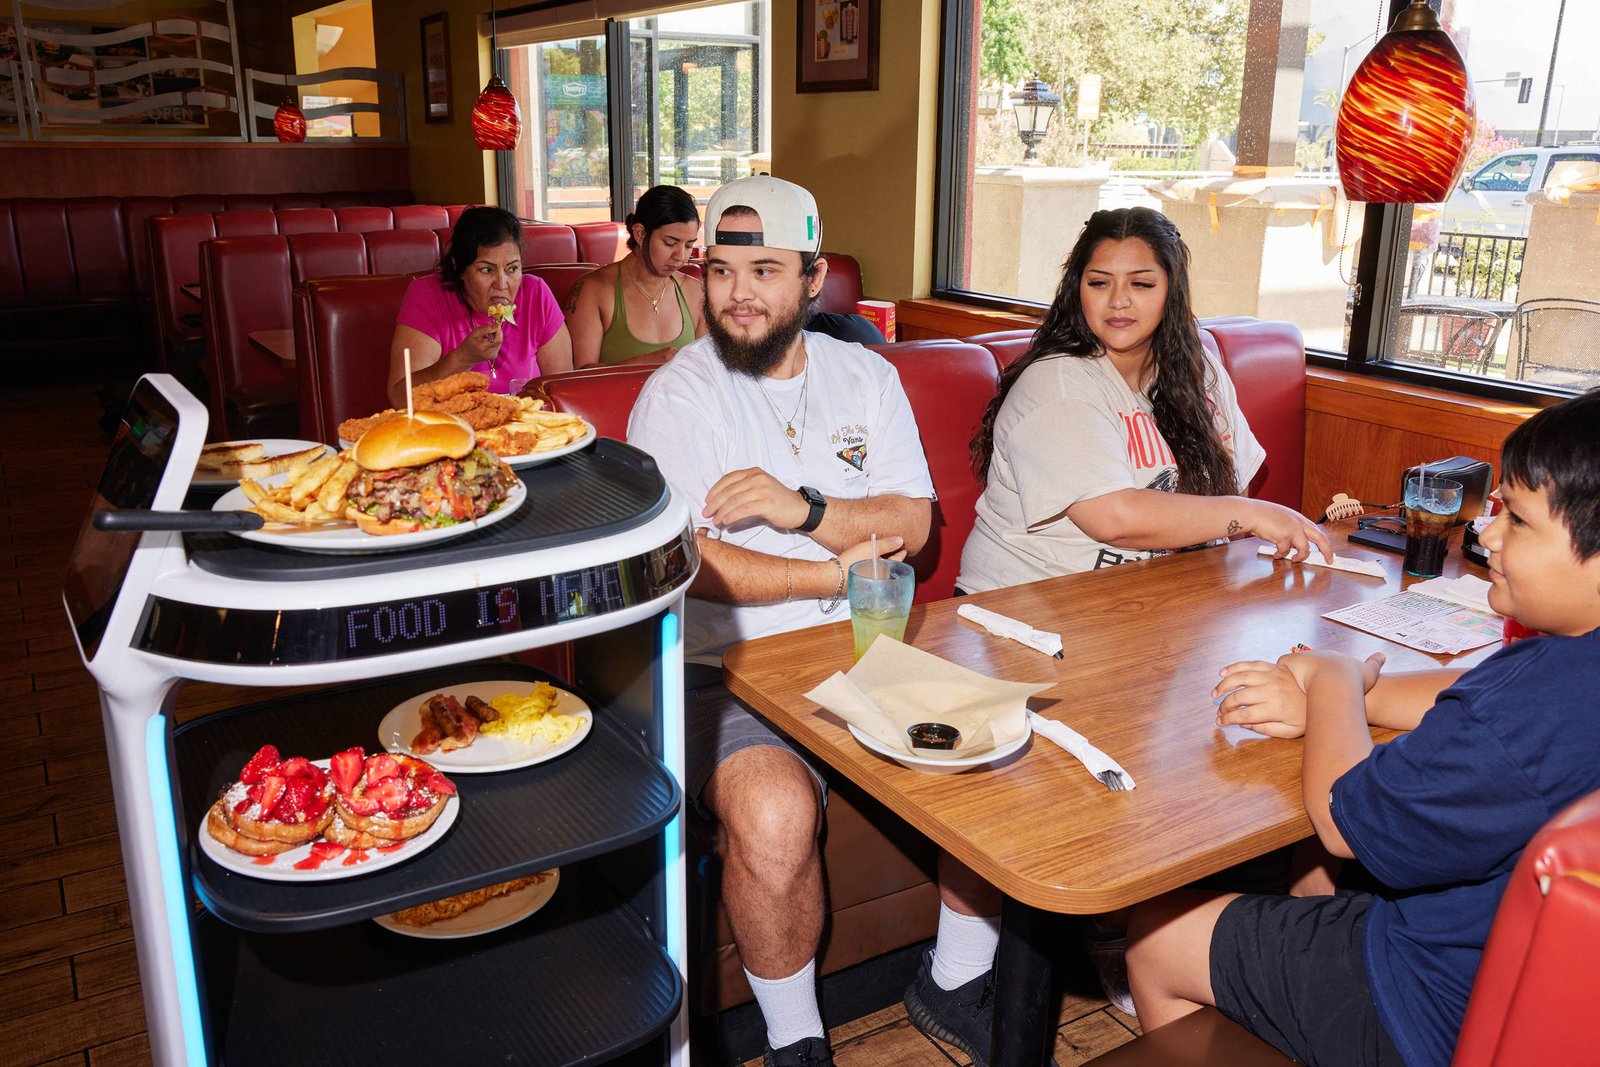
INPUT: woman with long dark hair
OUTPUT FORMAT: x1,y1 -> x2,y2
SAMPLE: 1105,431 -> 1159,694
387,206 -> 573,406
565,184 -> 706,367
958,207 -> 1329,594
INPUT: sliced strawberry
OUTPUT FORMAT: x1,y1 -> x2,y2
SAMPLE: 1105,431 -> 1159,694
309,841 -> 345,860
238,745 -> 281,785
277,756 -> 316,780
367,776 -> 409,814
420,770 -> 456,796
274,778 -> 327,822
329,748 -> 365,795
254,775 -> 286,818
364,753 -> 401,785
343,792 -> 382,816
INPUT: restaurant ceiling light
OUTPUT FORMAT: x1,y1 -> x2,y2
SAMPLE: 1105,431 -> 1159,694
1010,75 -> 1060,163
472,0 -> 521,151
273,99 -> 306,143
1336,0 -> 1476,203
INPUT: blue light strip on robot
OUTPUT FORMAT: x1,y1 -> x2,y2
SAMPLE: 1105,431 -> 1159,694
146,714 -> 208,1065
661,609 -> 685,966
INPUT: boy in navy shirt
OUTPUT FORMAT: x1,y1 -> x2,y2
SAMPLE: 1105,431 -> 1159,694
1125,389 -> 1600,1067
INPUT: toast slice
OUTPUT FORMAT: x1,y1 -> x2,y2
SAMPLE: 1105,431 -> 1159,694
199,441 -> 266,470
216,445 -> 327,480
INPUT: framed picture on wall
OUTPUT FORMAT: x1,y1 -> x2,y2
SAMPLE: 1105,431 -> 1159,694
420,12 -> 450,123
797,0 -> 878,93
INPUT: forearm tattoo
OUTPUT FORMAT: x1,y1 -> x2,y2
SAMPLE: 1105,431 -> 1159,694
1226,518 -> 1242,536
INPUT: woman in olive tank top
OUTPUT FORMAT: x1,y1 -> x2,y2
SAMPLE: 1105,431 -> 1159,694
566,185 -> 707,367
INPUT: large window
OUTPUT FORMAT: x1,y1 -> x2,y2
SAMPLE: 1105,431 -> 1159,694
938,0 -> 1600,398
503,1 -> 768,228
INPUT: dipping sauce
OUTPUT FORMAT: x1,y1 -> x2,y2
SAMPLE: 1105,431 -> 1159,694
907,722 -> 960,750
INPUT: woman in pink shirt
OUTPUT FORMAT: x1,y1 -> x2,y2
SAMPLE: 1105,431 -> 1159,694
387,206 -> 573,405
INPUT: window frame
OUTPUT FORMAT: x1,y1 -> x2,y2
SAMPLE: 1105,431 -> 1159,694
932,0 -> 1573,407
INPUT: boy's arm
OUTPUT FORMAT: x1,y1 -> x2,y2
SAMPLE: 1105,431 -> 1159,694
1363,668 -> 1468,730
1282,652 -> 1377,859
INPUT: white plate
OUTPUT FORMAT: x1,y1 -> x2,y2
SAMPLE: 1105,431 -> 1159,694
373,868 -> 560,939
197,760 -> 460,882
339,423 -> 595,469
210,478 -> 525,554
191,439 -> 332,487
377,680 -> 593,774
846,720 -> 1031,775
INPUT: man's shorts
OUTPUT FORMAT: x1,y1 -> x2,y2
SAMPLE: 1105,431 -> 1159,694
686,679 -> 828,817
1210,892 -> 1406,1067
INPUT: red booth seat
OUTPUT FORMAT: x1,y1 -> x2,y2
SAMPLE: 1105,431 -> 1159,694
199,235 -> 297,438
295,274 -> 414,445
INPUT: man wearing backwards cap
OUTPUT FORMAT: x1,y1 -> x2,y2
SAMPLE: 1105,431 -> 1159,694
628,177 -> 994,1065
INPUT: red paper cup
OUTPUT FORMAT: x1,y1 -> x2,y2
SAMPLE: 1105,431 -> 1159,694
856,299 -> 895,342
1502,617 -> 1541,646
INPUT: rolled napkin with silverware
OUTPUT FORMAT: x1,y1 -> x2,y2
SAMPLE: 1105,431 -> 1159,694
1025,709 -> 1136,791
956,603 -> 1064,659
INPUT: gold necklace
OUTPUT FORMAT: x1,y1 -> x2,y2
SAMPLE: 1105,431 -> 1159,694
757,364 -> 810,462
630,264 -> 671,314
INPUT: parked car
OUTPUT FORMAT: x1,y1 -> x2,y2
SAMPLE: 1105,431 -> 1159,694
1438,143 -> 1600,236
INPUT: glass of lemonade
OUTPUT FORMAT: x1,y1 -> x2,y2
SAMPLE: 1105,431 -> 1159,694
847,559 -> 915,661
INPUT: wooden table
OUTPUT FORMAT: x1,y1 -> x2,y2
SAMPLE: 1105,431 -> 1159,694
723,530 -> 1494,1064
248,328 -> 296,366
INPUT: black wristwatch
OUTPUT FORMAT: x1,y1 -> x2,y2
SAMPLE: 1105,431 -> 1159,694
796,485 -> 827,532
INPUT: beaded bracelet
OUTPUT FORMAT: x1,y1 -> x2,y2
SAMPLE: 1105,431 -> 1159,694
819,557 -> 845,614
784,558 -> 794,604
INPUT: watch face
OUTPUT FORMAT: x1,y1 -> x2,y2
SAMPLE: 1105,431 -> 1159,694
800,486 -> 825,507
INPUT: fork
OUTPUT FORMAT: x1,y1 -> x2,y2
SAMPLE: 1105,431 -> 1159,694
1096,769 -> 1129,792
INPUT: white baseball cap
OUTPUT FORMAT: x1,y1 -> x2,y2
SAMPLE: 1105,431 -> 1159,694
704,175 -> 823,257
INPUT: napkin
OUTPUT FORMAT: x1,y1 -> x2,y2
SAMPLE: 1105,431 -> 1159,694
803,638 -> 1046,760
1025,710 -> 1136,789
1257,543 -> 1386,578
1409,574 -> 1496,615
956,603 -> 1064,658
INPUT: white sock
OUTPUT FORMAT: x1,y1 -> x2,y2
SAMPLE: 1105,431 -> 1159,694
746,960 -> 826,1050
930,903 -> 1000,991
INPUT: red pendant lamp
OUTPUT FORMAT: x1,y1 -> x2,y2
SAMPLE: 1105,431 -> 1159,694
472,0 -> 520,150
273,99 -> 307,143
1336,1 -> 1475,203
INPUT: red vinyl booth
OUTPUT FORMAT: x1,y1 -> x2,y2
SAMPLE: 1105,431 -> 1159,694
276,208 -> 339,235
519,222 -> 580,265
364,229 -> 441,276
390,204 -> 450,230
199,235 -> 297,438
572,220 -> 630,265
294,274 -> 412,445
334,206 -> 394,233
817,251 -> 864,314
527,263 -> 599,309
212,210 -> 278,237
287,232 -> 367,286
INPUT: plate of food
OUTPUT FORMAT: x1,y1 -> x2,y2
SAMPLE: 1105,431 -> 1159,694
846,720 -> 1031,775
192,439 -> 331,487
374,869 -> 560,939
212,412 -> 526,553
198,744 -> 459,882
337,372 -> 595,469
377,680 -> 593,773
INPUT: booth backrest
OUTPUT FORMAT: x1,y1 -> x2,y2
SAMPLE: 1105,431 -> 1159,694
212,210 -> 278,238
148,213 -> 217,362
200,235 -> 295,437
288,232 -> 369,286
276,208 -> 339,235
818,251 -> 864,314
295,274 -> 413,445
334,205 -> 395,234
965,328 -> 1033,371
527,263 -> 599,309
532,364 -> 654,439
391,204 -> 450,231
519,223 -> 580,265
573,220 -> 630,265
363,229 -> 440,276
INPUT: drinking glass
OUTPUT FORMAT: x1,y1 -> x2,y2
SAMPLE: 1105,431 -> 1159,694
847,559 -> 915,661
1402,474 -> 1464,578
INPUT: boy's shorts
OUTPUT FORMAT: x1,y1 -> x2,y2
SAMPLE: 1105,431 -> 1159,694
1210,892 -> 1406,1067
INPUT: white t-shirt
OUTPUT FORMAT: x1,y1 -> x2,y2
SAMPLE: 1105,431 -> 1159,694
627,331 -> 935,665
957,351 -> 1264,592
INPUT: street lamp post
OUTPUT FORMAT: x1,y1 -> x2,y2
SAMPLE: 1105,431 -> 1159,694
1010,75 -> 1060,163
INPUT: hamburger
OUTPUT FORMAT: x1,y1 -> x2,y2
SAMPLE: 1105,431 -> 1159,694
344,411 -> 518,535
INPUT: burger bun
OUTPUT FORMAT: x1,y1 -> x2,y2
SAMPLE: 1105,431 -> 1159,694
344,506 -> 422,536
352,411 -> 474,471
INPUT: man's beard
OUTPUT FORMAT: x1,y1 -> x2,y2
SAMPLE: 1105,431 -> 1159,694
705,291 -> 813,377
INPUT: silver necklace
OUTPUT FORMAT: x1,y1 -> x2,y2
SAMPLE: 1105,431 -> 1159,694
757,365 -> 809,462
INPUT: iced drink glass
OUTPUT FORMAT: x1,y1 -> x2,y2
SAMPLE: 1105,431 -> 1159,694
1402,475 -> 1464,578
847,559 -> 915,661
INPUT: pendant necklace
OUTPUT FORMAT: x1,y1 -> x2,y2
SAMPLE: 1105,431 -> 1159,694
631,264 -> 671,314
758,360 -> 810,463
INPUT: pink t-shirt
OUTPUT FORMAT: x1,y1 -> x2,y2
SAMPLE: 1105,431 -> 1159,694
396,273 -> 563,394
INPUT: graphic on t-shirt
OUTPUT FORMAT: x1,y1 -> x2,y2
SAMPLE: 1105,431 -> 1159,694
1121,409 -> 1175,471
832,423 -> 868,470
1146,467 -> 1178,493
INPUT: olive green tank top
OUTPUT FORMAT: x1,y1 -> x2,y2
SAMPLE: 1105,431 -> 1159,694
597,271 -> 696,364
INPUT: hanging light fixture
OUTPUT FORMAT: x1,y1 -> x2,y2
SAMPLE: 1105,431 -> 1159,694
472,0 -> 521,151
1336,0 -> 1475,203
273,98 -> 307,143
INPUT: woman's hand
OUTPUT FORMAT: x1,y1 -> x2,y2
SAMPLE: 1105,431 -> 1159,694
1243,500 -> 1334,562
447,322 -> 502,370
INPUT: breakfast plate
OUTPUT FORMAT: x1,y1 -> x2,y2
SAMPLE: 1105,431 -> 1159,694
374,868 -> 560,939
338,423 -> 595,469
190,439 -> 332,487
211,478 -> 525,554
377,679 -> 593,774
197,760 -> 460,883
846,720 -> 1031,775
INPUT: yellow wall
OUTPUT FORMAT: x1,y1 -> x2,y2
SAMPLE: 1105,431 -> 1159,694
771,0 -> 942,301
312,4 -> 381,138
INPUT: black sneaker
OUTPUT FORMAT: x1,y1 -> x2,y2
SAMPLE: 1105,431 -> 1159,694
904,949 -> 996,1066
762,1035 -> 834,1066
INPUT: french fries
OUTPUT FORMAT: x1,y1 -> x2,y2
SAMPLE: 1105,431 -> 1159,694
239,451 -> 360,527
477,398 -> 590,456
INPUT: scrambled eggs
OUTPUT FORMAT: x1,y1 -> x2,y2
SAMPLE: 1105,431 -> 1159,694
482,684 -> 584,746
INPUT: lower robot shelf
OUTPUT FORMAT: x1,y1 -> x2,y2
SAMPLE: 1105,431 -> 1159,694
196,867 -> 682,1066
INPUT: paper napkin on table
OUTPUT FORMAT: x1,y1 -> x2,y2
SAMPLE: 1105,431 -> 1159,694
1409,574 -> 1496,615
802,638 -> 1046,760
956,603 -> 1064,658
1257,543 -> 1386,578
1025,710 -> 1136,790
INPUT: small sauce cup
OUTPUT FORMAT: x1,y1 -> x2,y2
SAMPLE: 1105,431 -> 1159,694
907,722 -> 960,751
